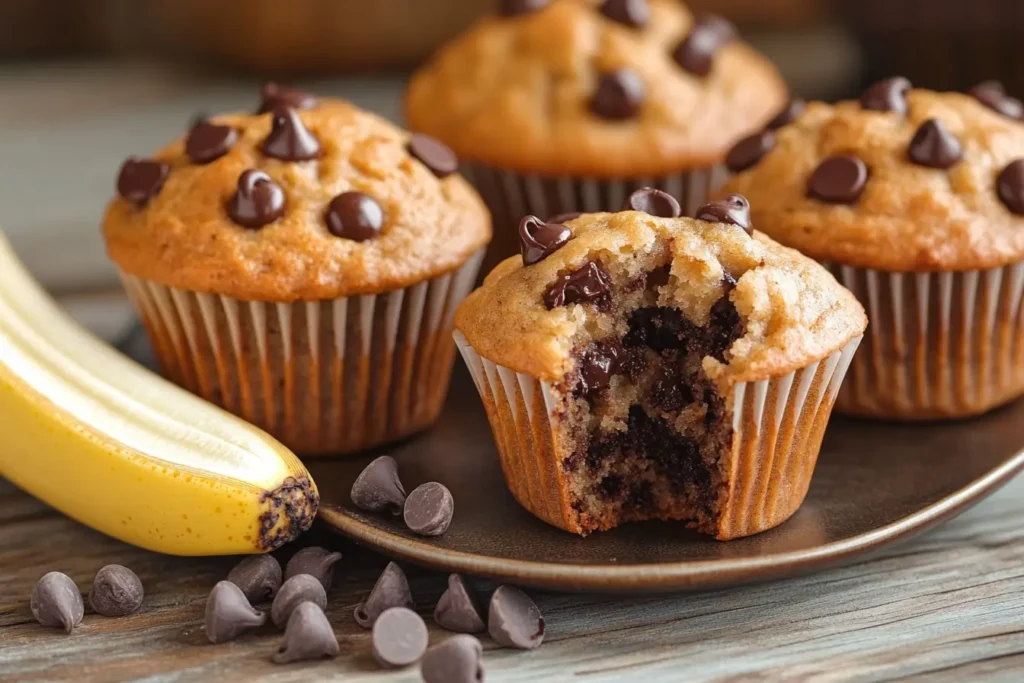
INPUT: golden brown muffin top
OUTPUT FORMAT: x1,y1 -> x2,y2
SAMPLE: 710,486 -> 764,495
720,84 -> 1024,272
405,0 -> 788,178
104,93 -> 491,302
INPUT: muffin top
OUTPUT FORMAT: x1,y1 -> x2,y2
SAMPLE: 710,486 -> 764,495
719,82 -> 1024,272
455,192 -> 866,385
104,89 -> 491,302
405,0 -> 788,178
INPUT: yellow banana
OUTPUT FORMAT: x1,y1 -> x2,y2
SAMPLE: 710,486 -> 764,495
0,233 -> 318,555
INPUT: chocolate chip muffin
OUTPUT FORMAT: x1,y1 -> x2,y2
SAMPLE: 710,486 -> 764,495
105,87 -> 491,455
405,0 -> 788,275
720,81 -> 1024,419
454,190 -> 865,540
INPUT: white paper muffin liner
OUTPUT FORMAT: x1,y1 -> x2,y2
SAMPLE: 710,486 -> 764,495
454,331 -> 861,540
825,262 -> 1024,419
117,250 -> 483,456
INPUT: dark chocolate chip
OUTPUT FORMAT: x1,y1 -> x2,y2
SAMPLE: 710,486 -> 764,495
88,564 -> 143,617
547,211 -> 582,224
404,482 -> 455,537
807,155 -> 868,204
351,455 -> 407,514
590,68 -> 645,120
498,0 -> 550,16
725,130 -> 774,173
544,262 -> 612,309
488,585 -> 545,650
205,580 -> 266,643
408,133 -> 459,178
272,602 -> 340,664
969,80 -> 1024,120
116,157 -> 169,206
355,561 -> 416,629
997,159 -> 1024,214
519,215 -> 572,266
228,169 -> 286,228
859,76 -> 911,114
372,607 -> 429,668
434,574 -> 486,634
227,555 -> 282,604
257,82 -> 317,114
600,0 -> 649,28
421,635 -> 486,683
908,118 -> 963,169
766,98 -> 806,130
622,188 -> 681,217
262,108 -> 320,161
325,191 -> 384,241
673,16 -> 736,77
31,572 -> 83,633
284,547 -> 343,592
577,342 -> 623,396
271,574 -> 327,629
695,194 -> 752,234
185,121 -> 238,164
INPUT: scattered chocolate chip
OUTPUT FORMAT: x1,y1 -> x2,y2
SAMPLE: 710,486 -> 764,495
355,562 -> 416,629
434,575 -> 486,634
488,585 -> 545,650
766,98 -> 806,130
997,159 -> 1024,214
622,188 -> 681,217
227,169 -> 286,228
325,191 -> 384,241
31,572 -> 83,633
725,131 -> 775,173
257,82 -> 317,114
116,158 -> 169,206
577,342 -> 623,396
859,76 -> 911,114
372,607 -> 429,668
185,121 -> 238,164
519,215 -> 572,266
204,580 -> 266,643
600,0 -> 649,28
284,547 -> 343,592
421,635 -> 485,683
969,80 -> 1024,120
271,574 -> 328,629
88,564 -> 143,617
908,118 -> 963,169
590,68 -> 645,120
404,482 -> 455,537
272,602 -> 340,664
351,455 -> 407,514
696,194 -> 752,234
262,108 -> 320,161
227,555 -> 282,604
807,155 -> 869,204
498,0 -> 550,16
547,211 -> 582,224
673,16 -> 736,77
544,262 -> 612,309
408,134 -> 459,178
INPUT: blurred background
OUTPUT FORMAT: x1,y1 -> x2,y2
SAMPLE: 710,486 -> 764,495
0,0 -> 1019,338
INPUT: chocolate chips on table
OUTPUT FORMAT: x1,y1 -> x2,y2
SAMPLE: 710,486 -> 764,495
498,0 -> 550,17
859,76 -> 912,114
372,606 -> 429,668
766,98 -> 806,130
577,341 -> 623,397
228,169 -> 286,228
997,159 -> 1024,214
89,564 -> 144,617
544,261 -> 612,309
117,157 -> 169,206
257,82 -> 317,114
325,191 -> 385,242
408,134 -> 459,178
488,585 -> 545,650
227,555 -> 282,603
807,155 -> 869,204
272,602 -> 340,664
725,131 -> 774,173
421,635 -> 486,683
696,194 -> 752,234
600,0 -> 650,28
623,188 -> 681,218
908,119 -> 963,169
434,574 -> 486,634
969,80 -> 1024,120
185,121 -> 238,164
590,68 -> 646,120
351,455 -> 407,514
404,482 -> 455,537
355,561 -> 416,629
673,15 -> 737,77
262,108 -> 321,161
204,580 -> 266,643
519,215 -> 572,266
284,547 -> 343,591
271,573 -> 328,629
31,572 -> 83,633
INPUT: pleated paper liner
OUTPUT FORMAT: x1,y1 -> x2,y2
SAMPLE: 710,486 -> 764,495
826,262 -> 1024,420
118,250 -> 483,456
454,331 -> 861,540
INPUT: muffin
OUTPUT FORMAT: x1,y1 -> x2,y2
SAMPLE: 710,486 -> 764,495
720,81 -> 1024,420
453,191 -> 865,539
405,0 -> 789,274
104,88 -> 491,455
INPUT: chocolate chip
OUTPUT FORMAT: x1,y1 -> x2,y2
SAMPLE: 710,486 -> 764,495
859,76 -> 911,114
590,68 -> 645,120
227,555 -> 282,604
695,194 -> 752,234
488,585 -> 545,650
31,572 -> 83,633
272,602 -> 340,664
372,607 -> 429,668
544,262 -> 612,309
498,0 -> 550,16
908,118 -> 963,169
351,455 -> 407,514
88,564 -> 143,617
622,188 -> 681,217
355,561 -> 416,629
434,574 -> 486,634
227,169 -> 286,228
284,547 -> 343,592
325,191 -> 384,241
969,80 -> 1024,120
997,159 -> 1024,214
577,342 -> 623,396
673,16 -> 736,77
257,82 -> 317,114
600,0 -> 649,28
404,482 -> 455,537
205,580 -> 266,643
519,215 -> 571,266
807,155 -> 868,204
271,574 -> 327,629
725,131 -> 774,173
185,121 -> 238,164
547,211 -> 582,224
116,157 -> 169,206
408,134 -> 459,178
421,635 -> 485,683
766,98 -> 806,130
262,108 -> 320,161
